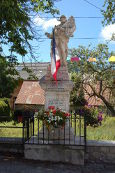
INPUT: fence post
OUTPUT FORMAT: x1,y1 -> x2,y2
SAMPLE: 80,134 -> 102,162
27,118 -> 29,140
33,115 -> 34,137
22,114 -> 25,144
84,114 -> 87,152
79,112 -> 81,144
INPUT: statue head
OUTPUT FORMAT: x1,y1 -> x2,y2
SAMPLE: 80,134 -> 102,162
59,15 -> 67,24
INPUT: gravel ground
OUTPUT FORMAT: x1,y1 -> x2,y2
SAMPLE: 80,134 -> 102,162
0,154 -> 115,173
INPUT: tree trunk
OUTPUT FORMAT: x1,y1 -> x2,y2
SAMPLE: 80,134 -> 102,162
99,95 -> 115,116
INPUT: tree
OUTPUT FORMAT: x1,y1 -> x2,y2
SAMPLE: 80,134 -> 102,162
70,72 -> 87,108
0,0 -> 59,98
102,0 -> 115,25
69,44 -> 115,116
0,0 -> 59,59
70,72 -> 99,127
0,55 -> 20,98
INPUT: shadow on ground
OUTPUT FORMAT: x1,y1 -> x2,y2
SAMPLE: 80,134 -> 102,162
0,153 -> 115,173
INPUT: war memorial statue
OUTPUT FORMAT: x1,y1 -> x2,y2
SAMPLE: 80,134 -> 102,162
45,15 -> 76,66
40,15 -> 76,112
25,17 -> 84,165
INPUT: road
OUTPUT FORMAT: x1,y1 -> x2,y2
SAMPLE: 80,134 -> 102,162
0,154 -> 115,173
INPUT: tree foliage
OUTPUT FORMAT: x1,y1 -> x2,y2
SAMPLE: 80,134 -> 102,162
0,55 -> 20,98
70,72 -> 87,108
0,0 -> 59,59
70,73 -> 99,127
0,98 -> 11,121
102,0 -> 115,25
0,0 -> 59,98
69,44 -> 115,116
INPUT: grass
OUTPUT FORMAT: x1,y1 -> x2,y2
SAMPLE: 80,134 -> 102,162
87,116 -> 115,140
0,116 -> 115,141
0,121 -> 23,138
0,118 -> 42,138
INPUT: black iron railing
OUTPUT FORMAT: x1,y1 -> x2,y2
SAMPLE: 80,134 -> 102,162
0,113 -> 87,148
24,112 -> 86,147
0,116 -> 24,144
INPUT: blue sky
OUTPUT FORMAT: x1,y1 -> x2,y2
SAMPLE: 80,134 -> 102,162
33,0 -> 115,62
3,0 -> 115,62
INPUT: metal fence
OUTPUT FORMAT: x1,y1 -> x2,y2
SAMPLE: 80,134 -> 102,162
0,116 -> 24,144
0,113 -> 87,148
24,112 -> 86,147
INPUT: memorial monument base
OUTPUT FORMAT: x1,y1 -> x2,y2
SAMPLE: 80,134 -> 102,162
24,144 -> 84,165
39,121 -> 78,142
40,65 -> 73,112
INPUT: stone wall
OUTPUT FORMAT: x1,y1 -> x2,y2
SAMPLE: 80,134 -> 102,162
85,140 -> 115,164
24,144 -> 84,165
0,140 -> 115,165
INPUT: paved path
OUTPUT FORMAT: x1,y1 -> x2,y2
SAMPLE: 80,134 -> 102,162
0,154 -> 115,173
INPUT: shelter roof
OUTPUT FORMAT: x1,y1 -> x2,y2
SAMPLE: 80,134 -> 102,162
15,81 -> 45,105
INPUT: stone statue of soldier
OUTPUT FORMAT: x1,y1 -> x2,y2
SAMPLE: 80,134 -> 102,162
45,15 -> 76,66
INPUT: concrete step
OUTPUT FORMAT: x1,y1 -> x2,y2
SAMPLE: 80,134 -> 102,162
24,143 -> 84,165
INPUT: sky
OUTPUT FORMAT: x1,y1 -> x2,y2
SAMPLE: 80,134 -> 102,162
32,0 -> 115,63
4,0 -> 115,62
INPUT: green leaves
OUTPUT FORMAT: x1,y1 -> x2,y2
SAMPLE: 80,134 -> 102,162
102,0 -> 115,25
0,0 -> 59,98
69,44 -> 115,115
0,0 -> 59,59
0,55 -> 20,98
31,0 -> 59,14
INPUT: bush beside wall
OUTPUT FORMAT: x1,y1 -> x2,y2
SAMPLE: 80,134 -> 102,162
0,98 -> 12,121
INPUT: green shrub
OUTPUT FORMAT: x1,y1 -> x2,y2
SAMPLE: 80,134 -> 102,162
75,106 -> 98,126
90,107 -> 99,119
0,98 -> 12,121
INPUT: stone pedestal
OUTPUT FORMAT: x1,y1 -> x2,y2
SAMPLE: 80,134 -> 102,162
39,121 -> 75,141
39,65 -> 75,141
40,65 -> 73,112
25,144 -> 84,165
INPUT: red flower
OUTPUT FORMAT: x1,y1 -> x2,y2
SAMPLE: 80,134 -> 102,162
45,111 -> 49,116
52,109 -> 56,114
48,106 -> 55,110
64,112 -> 71,117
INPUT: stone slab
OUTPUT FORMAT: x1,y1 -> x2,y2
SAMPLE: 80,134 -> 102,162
45,91 -> 70,112
87,140 -> 115,146
26,135 -> 84,146
24,144 -> 84,165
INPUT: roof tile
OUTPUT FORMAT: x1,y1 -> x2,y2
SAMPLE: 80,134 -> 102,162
15,81 -> 45,105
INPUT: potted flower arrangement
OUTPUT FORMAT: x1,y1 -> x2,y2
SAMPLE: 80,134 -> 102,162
39,106 -> 71,129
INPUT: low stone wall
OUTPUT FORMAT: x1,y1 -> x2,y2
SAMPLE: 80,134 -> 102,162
85,140 -> 115,164
25,144 -> 84,165
0,139 -> 115,165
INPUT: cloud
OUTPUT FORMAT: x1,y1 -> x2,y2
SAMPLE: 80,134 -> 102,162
34,16 -> 60,30
101,24 -> 115,41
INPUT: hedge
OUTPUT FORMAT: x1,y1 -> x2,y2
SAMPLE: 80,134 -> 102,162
0,98 -> 11,121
